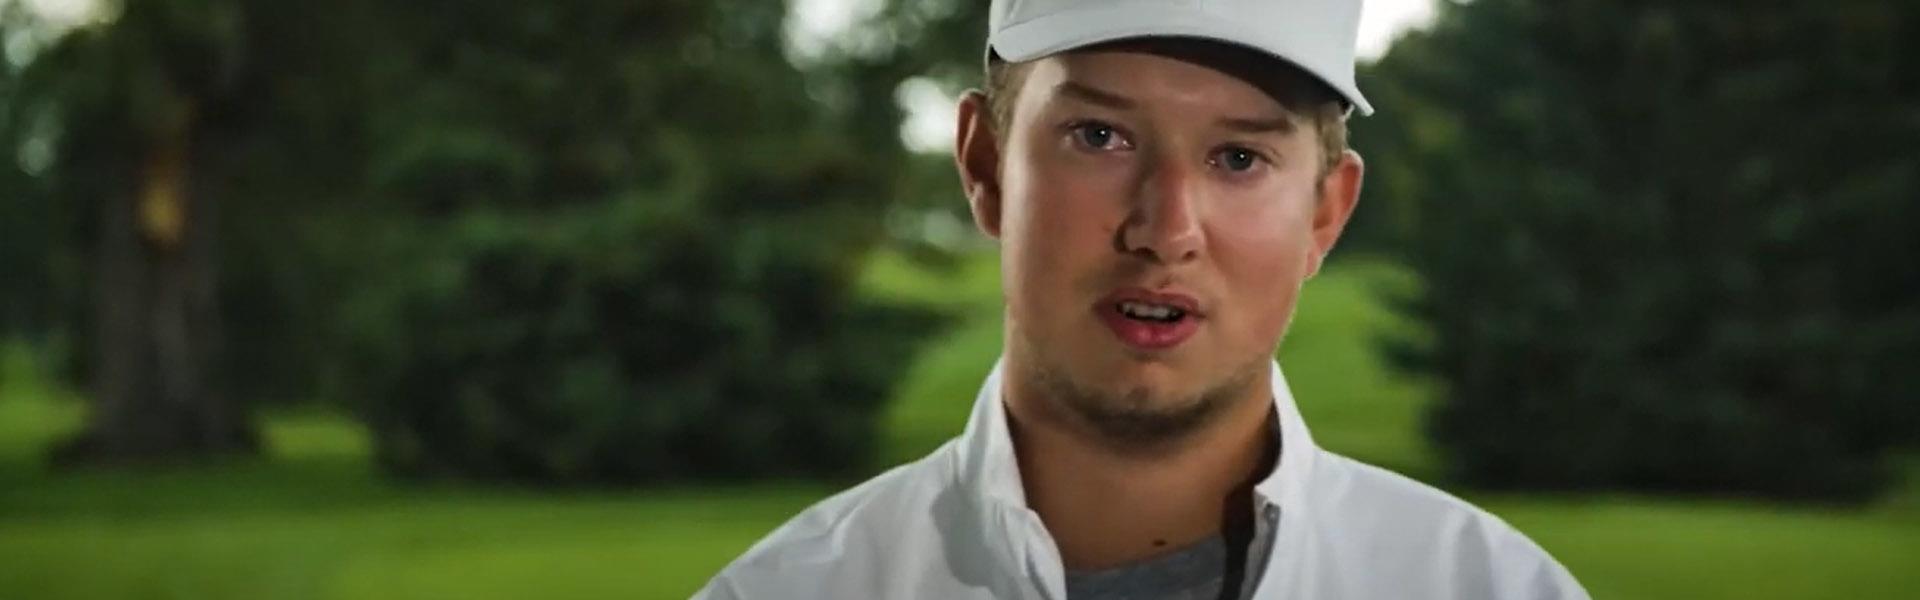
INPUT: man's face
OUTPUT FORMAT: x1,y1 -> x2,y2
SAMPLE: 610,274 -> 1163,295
957,42 -> 1363,440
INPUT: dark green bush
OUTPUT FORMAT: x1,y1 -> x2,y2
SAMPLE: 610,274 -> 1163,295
333,0 -> 944,483
1376,0 -> 1920,500
349,199 -> 938,483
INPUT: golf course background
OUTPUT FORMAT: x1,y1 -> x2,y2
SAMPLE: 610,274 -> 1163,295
3,252 -> 1913,600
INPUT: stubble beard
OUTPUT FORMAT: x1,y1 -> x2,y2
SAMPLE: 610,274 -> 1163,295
1021,338 -> 1269,455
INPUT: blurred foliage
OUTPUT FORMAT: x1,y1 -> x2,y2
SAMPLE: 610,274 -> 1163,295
331,1 -> 915,482
0,0 -> 346,459
1377,0 -> 1920,500
337,1 -> 984,482
0,0 -> 982,481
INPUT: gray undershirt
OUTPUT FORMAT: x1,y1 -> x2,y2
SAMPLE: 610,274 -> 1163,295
1065,535 -> 1236,600
1063,502 -> 1281,600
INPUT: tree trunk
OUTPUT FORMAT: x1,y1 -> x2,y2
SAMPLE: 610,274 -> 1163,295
53,104 -> 258,466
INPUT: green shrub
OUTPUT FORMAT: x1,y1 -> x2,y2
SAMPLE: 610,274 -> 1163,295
1378,0 -> 1920,500
348,199 -> 938,483
332,1 -> 944,483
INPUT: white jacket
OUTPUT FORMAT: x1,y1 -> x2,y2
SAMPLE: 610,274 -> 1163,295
696,360 -> 1589,599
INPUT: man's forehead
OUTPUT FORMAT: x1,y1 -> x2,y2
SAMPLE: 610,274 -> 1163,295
1020,47 -> 1301,123
1017,37 -> 1334,118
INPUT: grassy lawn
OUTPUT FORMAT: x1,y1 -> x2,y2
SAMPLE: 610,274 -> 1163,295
0,385 -> 829,600
2,251 -> 1915,599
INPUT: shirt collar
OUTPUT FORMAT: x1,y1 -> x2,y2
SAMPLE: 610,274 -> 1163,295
956,357 -> 1321,519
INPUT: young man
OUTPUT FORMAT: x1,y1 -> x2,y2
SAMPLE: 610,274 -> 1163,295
698,1 -> 1588,598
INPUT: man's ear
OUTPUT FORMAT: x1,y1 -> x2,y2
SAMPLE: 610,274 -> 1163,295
1306,150 -> 1364,278
954,90 -> 1004,240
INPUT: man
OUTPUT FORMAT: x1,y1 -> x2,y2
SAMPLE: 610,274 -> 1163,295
697,0 -> 1588,598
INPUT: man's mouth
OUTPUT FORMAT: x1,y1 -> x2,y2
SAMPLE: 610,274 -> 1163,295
1096,289 -> 1203,350
1116,300 -> 1188,323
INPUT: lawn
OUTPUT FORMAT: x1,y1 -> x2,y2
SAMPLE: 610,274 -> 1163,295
1,251 -> 1915,599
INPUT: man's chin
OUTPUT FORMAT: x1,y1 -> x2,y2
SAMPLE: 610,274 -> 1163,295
1054,379 -> 1229,448
1061,364 -> 1203,411
1093,351 -> 1193,385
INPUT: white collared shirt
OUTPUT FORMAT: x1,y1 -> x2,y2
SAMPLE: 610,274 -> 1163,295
695,360 -> 1589,599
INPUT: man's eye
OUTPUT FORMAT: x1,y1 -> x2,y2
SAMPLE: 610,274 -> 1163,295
1068,121 -> 1130,151
1212,147 -> 1264,172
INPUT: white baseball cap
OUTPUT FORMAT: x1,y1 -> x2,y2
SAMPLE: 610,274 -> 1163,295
987,0 -> 1374,116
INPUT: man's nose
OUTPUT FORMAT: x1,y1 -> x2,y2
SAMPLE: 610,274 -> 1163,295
1118,155 -> 1204,265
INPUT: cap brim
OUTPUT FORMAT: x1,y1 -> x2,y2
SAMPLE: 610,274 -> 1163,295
989,6 -> 1373,116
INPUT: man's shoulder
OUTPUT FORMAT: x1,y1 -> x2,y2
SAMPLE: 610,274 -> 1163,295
695,442 -> 962,599
1309,449 -> 1499,522
1304,449 -> 1588,598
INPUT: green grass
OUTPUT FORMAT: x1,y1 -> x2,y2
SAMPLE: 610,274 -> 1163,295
0,381 -> 827,600
2,252 -> 1916,599
1490,494 -> 1920,599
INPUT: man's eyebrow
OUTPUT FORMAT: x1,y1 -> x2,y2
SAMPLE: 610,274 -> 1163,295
1053,80 -> 1298,135
1053,81 -> 1136,109
1217,115 -> 1297,135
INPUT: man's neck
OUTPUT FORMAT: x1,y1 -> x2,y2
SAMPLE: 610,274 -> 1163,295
1003,370 -> 1278,571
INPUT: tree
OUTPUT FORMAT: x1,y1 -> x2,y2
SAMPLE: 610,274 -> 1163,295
3,0 -> 400,463
1380,0 -> 1920,500
337,0 -> 947,482
2,0 -> 974,480
7,0 -> 258,462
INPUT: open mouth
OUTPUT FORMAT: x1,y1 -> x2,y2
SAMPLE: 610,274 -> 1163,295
1096,289 -> 1203,350
1116,300 -> 1188,323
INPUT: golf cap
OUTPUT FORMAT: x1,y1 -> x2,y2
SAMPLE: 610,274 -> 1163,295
987,0 -> 1374,116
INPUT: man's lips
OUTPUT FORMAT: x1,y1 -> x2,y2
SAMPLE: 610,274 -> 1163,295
1101,288 -> 1204,317
1093,288 -> 1204,351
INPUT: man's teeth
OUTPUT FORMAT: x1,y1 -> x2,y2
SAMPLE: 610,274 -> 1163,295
1118,300 -> 1186,321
